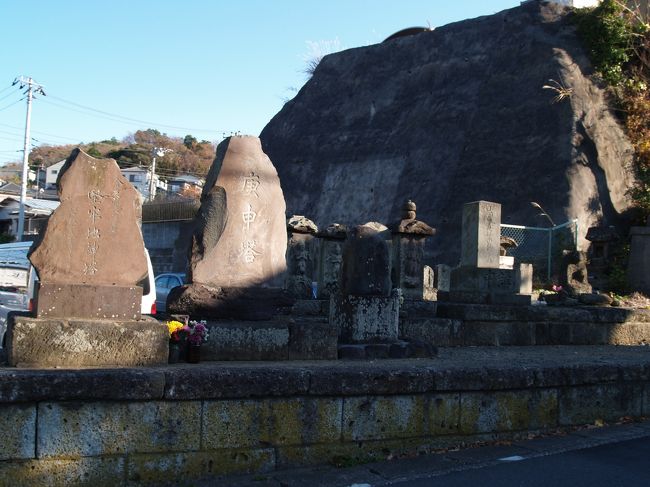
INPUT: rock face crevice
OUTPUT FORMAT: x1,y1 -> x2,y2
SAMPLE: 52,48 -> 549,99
260,1 -> 635,265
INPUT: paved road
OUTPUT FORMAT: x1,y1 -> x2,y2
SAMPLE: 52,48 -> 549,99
392,436 -> 650,487
219,420 -> 650,487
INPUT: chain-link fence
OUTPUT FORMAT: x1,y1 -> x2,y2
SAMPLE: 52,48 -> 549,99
500,220 -> 578,281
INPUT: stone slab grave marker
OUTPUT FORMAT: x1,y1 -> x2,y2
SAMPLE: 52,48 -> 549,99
443,200 -> 533,305
29,148 -> 147,319
7,148 -> 167,367
285,215 -> 318,299
168,136 -> 293,320
461,200 -> 501,269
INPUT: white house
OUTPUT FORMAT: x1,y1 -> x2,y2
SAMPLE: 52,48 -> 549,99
120,167 -> 168,200
44,160 -> 66,188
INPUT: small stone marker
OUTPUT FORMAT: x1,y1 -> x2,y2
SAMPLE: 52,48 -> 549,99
390,200 -> 435,300
285,215 -> 318,298
316,223 -> 347,299
191,135 -> 287,288
460,201 -> 501,269
29,148 -> 147,319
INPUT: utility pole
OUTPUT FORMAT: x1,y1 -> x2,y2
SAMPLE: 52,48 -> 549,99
149,147 -> 171,201
14,76 -> 45,241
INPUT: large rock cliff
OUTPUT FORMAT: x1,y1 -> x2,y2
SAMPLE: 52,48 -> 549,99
260,1 -> 636,265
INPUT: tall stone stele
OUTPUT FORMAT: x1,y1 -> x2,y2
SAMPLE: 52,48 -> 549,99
167,136 -> 293,320
316,223 -> 347,299
6,149 -> 167,367
442,201 -> 533,305
390,200 -> 435,300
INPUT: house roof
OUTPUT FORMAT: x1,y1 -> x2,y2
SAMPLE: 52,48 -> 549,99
46,160 -> 66,171
168,175 -> 204,185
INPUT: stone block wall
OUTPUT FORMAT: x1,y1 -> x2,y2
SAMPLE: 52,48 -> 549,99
0,353 -> 649,485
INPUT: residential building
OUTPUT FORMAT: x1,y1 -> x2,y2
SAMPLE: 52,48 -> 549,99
120,167 -> 168,200
166,175 -> 204,195
0,196 -> 59,240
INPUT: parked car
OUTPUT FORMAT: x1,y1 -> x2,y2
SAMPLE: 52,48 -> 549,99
155,273 -> 186,313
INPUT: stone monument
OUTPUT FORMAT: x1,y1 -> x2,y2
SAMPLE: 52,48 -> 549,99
559,250 -> 592,295
441,201 -> 533,305
316,223 -> 347,299
627,222 -> 650,295
167,136 -> 293,320
390,200 -> 435,300
285,215 -> 318,298
6,149 -> 167,367
330,222 -> 400,343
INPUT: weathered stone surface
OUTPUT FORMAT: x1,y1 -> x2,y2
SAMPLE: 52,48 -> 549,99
392,235 -> 428,300
167,284 -> 294,321
560,250 -> 592,296
127,449 -> 275,485
191,136 -> 287,288
163,365 -> 312,400
460,390 -> 558,434
287,215 -> 318,234
447,267 -> 532,304
37,400 -> 201,457
0,457 -> 125,487
435,264 -> 451,292
423,265 -> 436,300
202,321 -> 289,360
578,292 -> 613,306
316,237 -> 345,299
340,222 -> 391,296
342,394 -> 459,441
27,149 -> 148,319
0,368 -> 165,403
461,201 -> 501,269
558,384 -> 643,425
202,397 -> 342,448
289,320 -> 338,360
29,149 -> 148,287
7,315 -> 167,367
628,226 -> 650,294
260,2 -> 635,264
35,283 -> 141,320
331,291 -> 400,343
285,231 -> 317,299
0,404 -> 36,460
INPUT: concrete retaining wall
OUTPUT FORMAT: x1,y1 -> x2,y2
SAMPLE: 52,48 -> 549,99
1,346 -> 650,485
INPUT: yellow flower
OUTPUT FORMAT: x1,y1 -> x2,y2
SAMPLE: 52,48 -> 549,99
167,320 -> 184,337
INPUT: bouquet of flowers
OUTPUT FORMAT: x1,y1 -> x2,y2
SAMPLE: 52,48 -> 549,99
184,320 -> 209,346
167,320 -> 185,342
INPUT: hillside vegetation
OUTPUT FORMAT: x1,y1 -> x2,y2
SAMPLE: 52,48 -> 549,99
24,129 -> 215,182
576,0 -> 650,221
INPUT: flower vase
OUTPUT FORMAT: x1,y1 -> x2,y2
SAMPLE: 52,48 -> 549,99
168,342 -> 181,364
187,344 -> 201,364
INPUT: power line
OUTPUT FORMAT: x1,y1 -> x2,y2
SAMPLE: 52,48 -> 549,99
0,88 -> 20,103
0,85 -> 16,96
46,94 -> 225,135
0,122 -> 81,143
0,97 -> 25,113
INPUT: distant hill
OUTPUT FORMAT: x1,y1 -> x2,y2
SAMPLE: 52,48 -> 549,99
260,1 -> 636,265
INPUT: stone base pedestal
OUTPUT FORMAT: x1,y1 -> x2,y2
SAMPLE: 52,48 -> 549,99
167,284 -> 295,321
201,319 -> 337,360
36,283 -> 142,320
441,264 -> 533,305
330,290 -> 400,343
6,315 -> 167,367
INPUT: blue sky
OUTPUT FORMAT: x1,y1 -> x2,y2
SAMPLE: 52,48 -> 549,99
0,0 -> 519,166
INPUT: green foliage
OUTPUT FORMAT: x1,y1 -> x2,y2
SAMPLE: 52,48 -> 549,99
575,0 -> 633,85
86,145 -> 102,158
